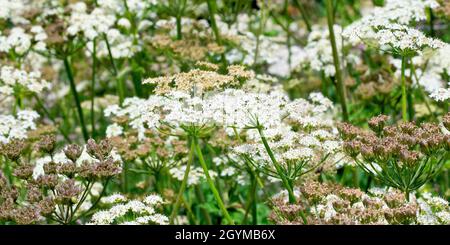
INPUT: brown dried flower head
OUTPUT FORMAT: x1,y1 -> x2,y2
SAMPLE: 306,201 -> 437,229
64,144 -> 83,162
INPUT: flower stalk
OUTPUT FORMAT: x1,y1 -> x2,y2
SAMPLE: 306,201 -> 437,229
256,126 -> 296,204
103,33 -> 125,105
401,55 -> 408,121
206,0 -> 227,68
193,136 -> 234,225
63,56 -> 89,142
325,0 -> 349,122
90,38 -> 97,138
170,138 -> 195,224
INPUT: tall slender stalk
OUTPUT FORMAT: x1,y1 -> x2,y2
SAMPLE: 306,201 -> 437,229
63,56 -> 89,142
193,137 -> 234,224
90,38 -> 97,138
194,185 -> 213,225
293,0 -> 312,32
242,172 -> 257,224
170,139 -> 195,224
175,0 -> 184,40
121,161 -> 128,193
325,0 -> 349,122
251,174 -> 258,225
103,34 -> 125,105
428,7 -> 435,37
401,56 -> 408,121
206,0 -> 227,68
176,15 -> 182,40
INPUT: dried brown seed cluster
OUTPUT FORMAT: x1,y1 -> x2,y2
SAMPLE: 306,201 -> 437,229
55,179 -> 81,205
151,34 -> 225,61
338,114 -> 450,196
0,171 -> 56,224
143,65 -> 254,95
36,135 -> 57,154
109,131 -> 187,171
270,181 -> 418,225
340,115 -> 449,166
0,139 -> 29,162
0,137 -> 121,224
79,139 -> 122,179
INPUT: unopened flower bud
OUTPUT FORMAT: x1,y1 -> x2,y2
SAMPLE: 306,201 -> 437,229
368,115 -> 389,133
37,135 -> 56,154
64,144 -> 82,162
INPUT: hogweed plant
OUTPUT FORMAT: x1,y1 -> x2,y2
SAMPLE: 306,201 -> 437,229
270,181 -> 450,225
0,0 -> 450,226
0,136 -> 121,224
339,114 -> 450,200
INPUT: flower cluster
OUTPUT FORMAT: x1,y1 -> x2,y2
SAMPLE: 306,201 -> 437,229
0,110 -> 39,143
0,66 -> 50,97
90,193 -> 168,225
339,114 -> 450,197
143,64 -> 254,95
0,137 -> 122,224
270,181 -> 449,225
343,0 -> 444,56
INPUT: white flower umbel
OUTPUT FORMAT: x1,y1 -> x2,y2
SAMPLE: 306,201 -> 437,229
100,193 -> 127,204
0,110 -> 39,143
0,27 -> 31,55
0,66 -> 50,97
343,0 -> 443,56
67,2 -> 116,40
414,44 -> 450,101
89,194 -> 168,225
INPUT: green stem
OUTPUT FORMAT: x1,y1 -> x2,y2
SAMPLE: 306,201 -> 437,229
251,174 -> 257,225
69,181 -> 93,224
180,195 -> 197,224
63,56 -> 89,142
194,185 -> 213,225
72,177 -> 111,221
325,0 -> 349,122
170,139 -> 195,224
401,56 -> 408,121
242,172 -> 257,224
428,7 -> 435,37
193,137 -> 234,224
90,38 -> 97,138
103,33 -> 125,105
256,127 -> 296,204
176,15 -> 182,40
206,0 -> 227,68
293,0 -> 312,32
